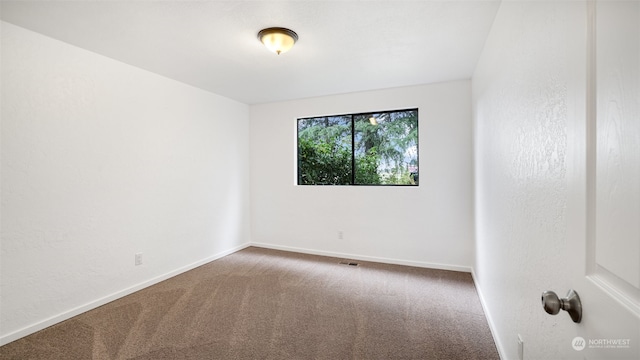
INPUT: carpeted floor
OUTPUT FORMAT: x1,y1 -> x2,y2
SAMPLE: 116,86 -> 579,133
0,247 -> 499,359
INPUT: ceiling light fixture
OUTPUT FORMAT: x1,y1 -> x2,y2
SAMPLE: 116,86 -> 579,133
258,27 -> 298,55
369,117 -> 378,125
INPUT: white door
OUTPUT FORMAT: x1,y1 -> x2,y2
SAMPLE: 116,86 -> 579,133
566,1 -> 639,359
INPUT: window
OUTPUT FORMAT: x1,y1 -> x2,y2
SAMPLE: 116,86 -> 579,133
297,108 -> 418,186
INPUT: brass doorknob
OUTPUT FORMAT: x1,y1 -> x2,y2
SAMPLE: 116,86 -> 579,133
541,289 -> 582,323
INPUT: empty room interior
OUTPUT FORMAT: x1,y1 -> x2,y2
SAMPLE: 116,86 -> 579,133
1,1 -> 639,359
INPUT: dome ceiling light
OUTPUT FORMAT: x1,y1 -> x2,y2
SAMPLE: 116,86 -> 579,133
258,27 -> 298,55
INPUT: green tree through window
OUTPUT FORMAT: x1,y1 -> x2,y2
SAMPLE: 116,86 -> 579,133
297,109 -> 418,185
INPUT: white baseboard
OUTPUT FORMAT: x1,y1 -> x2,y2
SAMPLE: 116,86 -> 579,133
0,242 -> 251,346
250,242 -> 472,273
471,268 -> 506,360
2,242 -> 488,350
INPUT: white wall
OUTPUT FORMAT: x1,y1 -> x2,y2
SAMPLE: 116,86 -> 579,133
250,81 -> 474,270
0,22 -> 251,344
472,2 -> 586,359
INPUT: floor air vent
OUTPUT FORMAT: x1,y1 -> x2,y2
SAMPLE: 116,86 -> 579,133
339,261 -> 360,267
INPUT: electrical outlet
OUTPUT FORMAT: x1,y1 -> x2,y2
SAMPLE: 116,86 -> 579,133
338,231 -> 344,240
517,334 -> 524,360
135,253 -> 143,266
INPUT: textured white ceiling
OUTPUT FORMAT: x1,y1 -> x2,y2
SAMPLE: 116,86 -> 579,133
1,0 -> 500,104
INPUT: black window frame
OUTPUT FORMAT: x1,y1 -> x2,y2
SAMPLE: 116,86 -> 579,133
296,108 -> 419,186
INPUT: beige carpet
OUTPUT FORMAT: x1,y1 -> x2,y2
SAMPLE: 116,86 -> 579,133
0,247 -> 499,359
